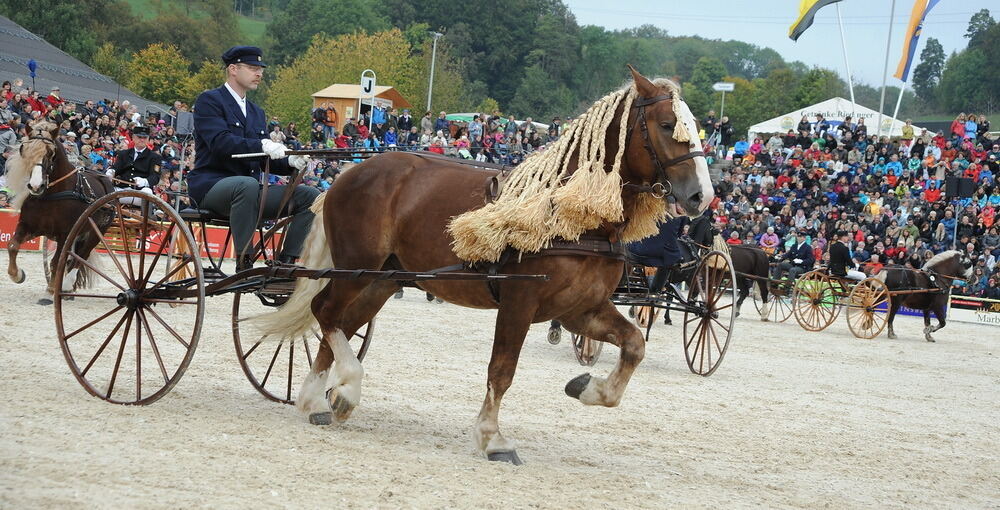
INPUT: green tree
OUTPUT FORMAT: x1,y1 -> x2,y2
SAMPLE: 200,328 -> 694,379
0,0 -> 136,63
264,0 -> 389,67
690,57 -> 726,93
91,42 -> 129,83
508,64 -> 574,120
911,37 -> 944,105
937,49 -> 996,114
124,43 -> 192,105
965,8 -> 996,48
182,60 -> 225,105
792,68 -> 845,106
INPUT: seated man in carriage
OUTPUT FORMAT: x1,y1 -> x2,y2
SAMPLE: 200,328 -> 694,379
829,230 -> 867,281
774,229 -> 814,281
626,214 -> 695,295
187,46 -> 314,271
109,126 -> 161,204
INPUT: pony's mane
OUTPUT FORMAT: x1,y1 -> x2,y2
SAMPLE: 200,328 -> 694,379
448,77 -> 692,263
4,121 -> 57,210
922,250 -> 960,271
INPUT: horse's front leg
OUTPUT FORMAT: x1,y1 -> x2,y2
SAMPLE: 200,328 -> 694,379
560,300 -> 645,407
925,298 -> 947,342
886,300 -> 901,339
7,225 -> 29,284
473,297 -> 536,465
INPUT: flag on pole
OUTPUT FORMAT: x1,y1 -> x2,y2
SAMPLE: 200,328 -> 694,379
894,0 -> 939,81
788,0 -> 843,41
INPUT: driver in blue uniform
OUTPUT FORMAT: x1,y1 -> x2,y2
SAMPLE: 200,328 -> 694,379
187,46 -> 317,270
627,215 -> 690,293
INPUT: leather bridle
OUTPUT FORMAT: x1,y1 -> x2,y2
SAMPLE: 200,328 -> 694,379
23,136 -> 82,196
624,94 -> 705,199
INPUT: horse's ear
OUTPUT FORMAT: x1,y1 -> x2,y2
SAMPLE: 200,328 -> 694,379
48,122 -> 59,140
628,64 -> 658,98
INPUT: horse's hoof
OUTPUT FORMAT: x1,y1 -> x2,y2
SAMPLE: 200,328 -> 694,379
393,289 -> 404,299
435,298 -> 444,304
308,412 -> 333,425
735,310 -> 741,318
761,317 -> 770,322
628,306 -> 636,318
425,293 -> 435,302
37,298 -> 54,306
547,327 -> 561,345
887,333 -> 897,340
664,317 -> 672,325
925,336 -> 936,343
487,450 -> 523,466
565,373 -> 591,400
12,269 -> 26,284
330,394 -> 355,422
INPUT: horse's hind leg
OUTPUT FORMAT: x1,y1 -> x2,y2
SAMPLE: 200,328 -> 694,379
300,279 -> 398,424
473,297 -> 536,465
560,300 -> 644,407
925,298 -> 947,342
6,225 -> 29,284
886,300 -> 902,339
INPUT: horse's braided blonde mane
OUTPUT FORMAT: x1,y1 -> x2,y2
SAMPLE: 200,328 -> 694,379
448,78 -> 690,263
5,121 -> 56,210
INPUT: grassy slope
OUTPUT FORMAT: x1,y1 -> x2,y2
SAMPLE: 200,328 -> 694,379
124,0 -> 266,44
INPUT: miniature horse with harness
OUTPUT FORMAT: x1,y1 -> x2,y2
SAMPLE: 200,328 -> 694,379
875,250 -> 972,342
254,67 -> 713,464
5,122 -> 114,302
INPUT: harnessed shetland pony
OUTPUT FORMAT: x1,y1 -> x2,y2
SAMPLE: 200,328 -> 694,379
4,121 -> 113,302
875,250 -> 973,342
253,67 -> 713,464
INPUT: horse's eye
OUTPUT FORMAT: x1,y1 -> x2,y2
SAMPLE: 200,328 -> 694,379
660,122 -> 674,130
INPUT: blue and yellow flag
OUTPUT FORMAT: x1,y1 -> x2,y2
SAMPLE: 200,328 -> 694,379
788,0 -> 843,41
894,0 -> 940,81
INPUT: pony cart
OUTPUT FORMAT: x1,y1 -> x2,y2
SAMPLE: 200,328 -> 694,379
551,245 -> 737,377
48,151 -> 547,405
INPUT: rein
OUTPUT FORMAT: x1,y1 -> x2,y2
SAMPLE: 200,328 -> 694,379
623,94 -> 705,200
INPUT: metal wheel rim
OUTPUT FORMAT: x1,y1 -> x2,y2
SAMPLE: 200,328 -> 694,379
847,278 -> 890,339
54,190 -> 204,405
792,272 -> 837,331
571,333 -> 602,366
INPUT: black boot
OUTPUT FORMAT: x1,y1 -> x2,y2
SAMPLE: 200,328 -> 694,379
277,253 -> 298,266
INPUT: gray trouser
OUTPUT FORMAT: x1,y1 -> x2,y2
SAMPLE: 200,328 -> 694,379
199,176 -> 320,259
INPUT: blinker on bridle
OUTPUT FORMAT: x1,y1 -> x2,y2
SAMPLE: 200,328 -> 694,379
625,94 -> 705,200
24,136 -> 74,195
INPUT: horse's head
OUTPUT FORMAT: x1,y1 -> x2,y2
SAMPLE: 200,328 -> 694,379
11,121 -> 64,199
625,66 -> 713,218
923,250 -> 974,285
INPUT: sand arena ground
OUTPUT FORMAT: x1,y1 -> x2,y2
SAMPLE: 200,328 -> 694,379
1,251 -> 998,508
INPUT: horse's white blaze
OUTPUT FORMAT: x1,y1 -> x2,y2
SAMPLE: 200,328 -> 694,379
28,164 -> 43,190
675,99 -> 713,213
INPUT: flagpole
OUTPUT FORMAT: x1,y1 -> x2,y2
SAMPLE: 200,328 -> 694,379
836,3 -> 856,119
877,0 -> 898,140
890,81 -> 906,127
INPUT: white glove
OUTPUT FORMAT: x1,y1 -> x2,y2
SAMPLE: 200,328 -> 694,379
260,139 -> 286,160
288,155 -> 310,171
793,258 -> 803,264
133,177 -> 149,187
105,169 -> 115,177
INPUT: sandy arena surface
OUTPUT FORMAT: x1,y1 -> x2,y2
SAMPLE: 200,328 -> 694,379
1,250 -> 998,509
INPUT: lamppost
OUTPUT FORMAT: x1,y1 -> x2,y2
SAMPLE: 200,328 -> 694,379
426,31 -> 443,113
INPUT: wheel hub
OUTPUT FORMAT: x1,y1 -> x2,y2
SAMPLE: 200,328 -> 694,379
116,289 -> 141,310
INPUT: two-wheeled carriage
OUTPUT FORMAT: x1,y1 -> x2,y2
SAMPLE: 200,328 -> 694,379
789,269 -> 892,339
550,248 -> 737,377
50,150 -> 547,405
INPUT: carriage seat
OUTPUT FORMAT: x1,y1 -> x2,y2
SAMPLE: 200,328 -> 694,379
178,207 -> 229,226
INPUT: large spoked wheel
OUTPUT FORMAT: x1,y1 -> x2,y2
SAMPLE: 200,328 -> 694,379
232,291 -> 374,404
682,250 -> 736,376
751,280 -> 795,322
792,271 -> 840,331
847,278 -> 890,339
570,333 -> 603,366
54,190 -> 204,405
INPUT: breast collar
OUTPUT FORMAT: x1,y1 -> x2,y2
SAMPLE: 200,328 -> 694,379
624,94 -> 705,200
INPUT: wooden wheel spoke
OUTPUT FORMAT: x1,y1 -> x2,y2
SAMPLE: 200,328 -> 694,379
685,320 -> 704,349
137,308 -> 170,384
60,293 -> 119,299
303,337 -> 314,368
243,339 -> 264,361
142,298 -> 199,305
260,342 -> 283,387
135,307 -> 142,401
79,309 -> 130,377
113,203 -> 137,283
106,311 -> 135,399
69,251 -> 125,291
138,201 -> 151,280
143,305 -> 190,349
89,217 -> 132,285
143,254 -> 195,295
286,340 -> 295,402
64,305 -> 125,342
139,221 -> 176,287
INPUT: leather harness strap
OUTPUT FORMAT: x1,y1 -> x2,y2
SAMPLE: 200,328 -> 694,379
623,94 -> 705,199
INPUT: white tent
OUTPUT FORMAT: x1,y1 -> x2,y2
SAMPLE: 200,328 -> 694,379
747,97 -> 926,140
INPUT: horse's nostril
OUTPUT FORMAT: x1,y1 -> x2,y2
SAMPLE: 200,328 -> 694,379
689,191 -> 703,205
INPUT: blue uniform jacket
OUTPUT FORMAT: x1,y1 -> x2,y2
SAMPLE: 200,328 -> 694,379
188,85 -> 291,204
786,241 -> 815,268
627,216 -> 688,268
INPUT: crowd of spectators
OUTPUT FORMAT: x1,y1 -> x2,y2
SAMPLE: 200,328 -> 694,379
703,111 -> 1000,298
1,74 -> 998,298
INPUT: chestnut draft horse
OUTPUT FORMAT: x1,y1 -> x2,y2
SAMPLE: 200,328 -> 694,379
5,122 -> 113,303
254,67 -> 713,464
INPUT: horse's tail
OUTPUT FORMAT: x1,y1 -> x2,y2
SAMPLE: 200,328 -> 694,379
249,191 -> 330,341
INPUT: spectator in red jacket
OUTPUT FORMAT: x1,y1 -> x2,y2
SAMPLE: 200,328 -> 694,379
923,181 -> 942,202
45,86 -> 65,108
